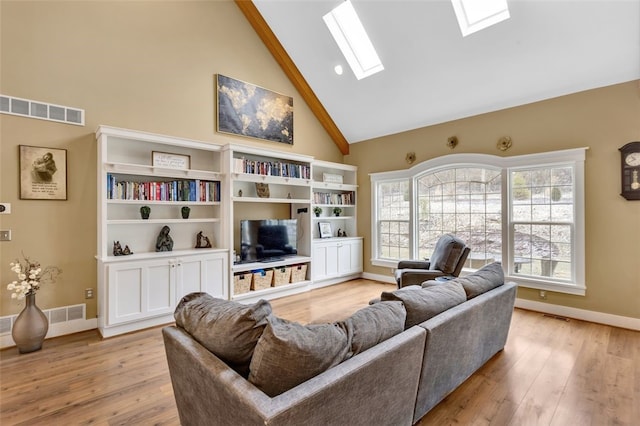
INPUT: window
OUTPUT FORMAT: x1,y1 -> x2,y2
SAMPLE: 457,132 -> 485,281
371,149 -> 586,295
417,167 -> 502,267
376,179 -> 410,260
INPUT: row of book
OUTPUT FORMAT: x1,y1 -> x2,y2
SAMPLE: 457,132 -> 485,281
233,157 -> 310,179
313,191 -> 355,205
107,174 -> 220,202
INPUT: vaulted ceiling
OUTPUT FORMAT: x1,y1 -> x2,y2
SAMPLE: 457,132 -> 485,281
239,1 -> 640,154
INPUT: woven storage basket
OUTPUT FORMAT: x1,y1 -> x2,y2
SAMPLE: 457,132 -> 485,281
233,272 -> 252,295
272,266 -> 292,287
290,264 -> 308,283
251,269 -> 274,291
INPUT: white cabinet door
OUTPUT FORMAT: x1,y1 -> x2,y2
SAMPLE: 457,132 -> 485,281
313,238 -> 363,282
107,259 -> 175,326
338,239 -> 363,275
312,242 -> 339,281
175,252 -> 228,300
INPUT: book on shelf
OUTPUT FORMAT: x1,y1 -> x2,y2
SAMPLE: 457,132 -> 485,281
233,156 -> 310,179
107,174 -> 220,202
313,191 -> 354,205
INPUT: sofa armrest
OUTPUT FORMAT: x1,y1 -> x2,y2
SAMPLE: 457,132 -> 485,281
413,281 -> 517,422
163,325 -> 427,426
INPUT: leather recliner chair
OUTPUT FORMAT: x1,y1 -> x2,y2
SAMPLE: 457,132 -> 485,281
394,234 -> 470,288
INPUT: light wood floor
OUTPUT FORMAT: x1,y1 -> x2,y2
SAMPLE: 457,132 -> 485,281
1,279 -> 638,425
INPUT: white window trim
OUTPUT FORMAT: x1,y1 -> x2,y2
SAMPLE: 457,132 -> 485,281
370,148 -> 587,295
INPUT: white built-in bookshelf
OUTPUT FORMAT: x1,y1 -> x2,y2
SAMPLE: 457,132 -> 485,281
95,126 -> 361,334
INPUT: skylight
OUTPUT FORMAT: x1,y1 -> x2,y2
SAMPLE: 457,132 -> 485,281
323,0 -> 384,80
451,0 -> 510,37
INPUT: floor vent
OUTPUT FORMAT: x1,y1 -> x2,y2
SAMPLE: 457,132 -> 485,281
0,304 -> 86,335
0,94 -> 84,126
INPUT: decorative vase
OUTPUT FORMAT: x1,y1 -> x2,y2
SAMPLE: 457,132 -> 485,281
181,206 -> 190,219
140,206 -> 151,220
12,293 -> 48,354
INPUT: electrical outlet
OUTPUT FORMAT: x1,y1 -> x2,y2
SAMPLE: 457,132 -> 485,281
0,230 -> 11,241
85,288 -> 94,299
539,290 -> 547,300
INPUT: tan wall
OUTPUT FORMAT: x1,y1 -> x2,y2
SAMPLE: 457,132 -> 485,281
0,0 -> 343,317
347,81 -> 640,319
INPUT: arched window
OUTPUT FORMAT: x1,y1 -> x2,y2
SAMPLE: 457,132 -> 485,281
371,149 -> 586,295
416,167 -> 502,268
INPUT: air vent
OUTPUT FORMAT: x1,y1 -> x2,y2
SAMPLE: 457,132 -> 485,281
0,304 -> 86,335
0,317 -> 12,334
0,94 -> 84,126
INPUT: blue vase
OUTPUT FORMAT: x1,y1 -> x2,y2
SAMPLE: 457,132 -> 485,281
12,293 -> 48,354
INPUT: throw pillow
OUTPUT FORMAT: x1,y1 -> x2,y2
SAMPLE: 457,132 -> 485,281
339,301 -> 406,357
248,316 -> 350,397
455,262 -> 505,299
174,292 -> 272,377
381,281 -> 466,328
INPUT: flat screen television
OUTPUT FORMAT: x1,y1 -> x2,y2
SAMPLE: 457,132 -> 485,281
239,219 -> 298,263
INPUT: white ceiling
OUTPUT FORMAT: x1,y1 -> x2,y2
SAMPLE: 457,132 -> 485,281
253,0 -> 640,144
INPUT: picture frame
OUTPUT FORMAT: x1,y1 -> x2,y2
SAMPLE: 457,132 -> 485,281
216,74 -> 293,145
152,151 -> 191,170
19,145 -> 67,200
318,222 -> 332,238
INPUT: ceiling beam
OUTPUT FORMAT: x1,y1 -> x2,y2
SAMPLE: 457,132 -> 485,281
235,0 -> 350,155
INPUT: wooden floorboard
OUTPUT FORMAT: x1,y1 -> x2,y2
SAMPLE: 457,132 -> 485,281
1,279 -> 638,425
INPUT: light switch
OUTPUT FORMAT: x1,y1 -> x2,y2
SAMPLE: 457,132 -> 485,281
0,230 -> 11,241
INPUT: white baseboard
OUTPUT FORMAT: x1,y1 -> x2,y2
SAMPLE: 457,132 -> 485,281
515,298 -> 639,331
361,271 -> 395,284
1,318 -> 98,349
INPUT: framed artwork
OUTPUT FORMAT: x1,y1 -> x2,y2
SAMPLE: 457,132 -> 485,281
19,145 -> 67,200
318,222 -> 332,238
152,151 -> 191,170
216,74 -> 293,145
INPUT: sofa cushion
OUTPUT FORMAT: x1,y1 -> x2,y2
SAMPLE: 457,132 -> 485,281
248,316 -> 350,397
174,292 -> 271,376
428,234 -> 466,274
455,262 -> 505,299
340,301 -> 406,357
381,281 -> 467,328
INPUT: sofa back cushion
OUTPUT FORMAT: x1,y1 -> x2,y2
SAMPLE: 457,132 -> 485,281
339,301 -> 406,357
381,281 -> 466,328
454,262 -> 505,299
249,316 -> 350,397
174,292 -> 271,376
428,234 -> 466,274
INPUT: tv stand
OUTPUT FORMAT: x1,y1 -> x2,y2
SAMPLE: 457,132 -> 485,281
260,257 -> 284,263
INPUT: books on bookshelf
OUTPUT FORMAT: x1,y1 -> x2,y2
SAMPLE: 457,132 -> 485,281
233,157 -> 310,179
107,174 -> 220,202
313,191 -> 355,205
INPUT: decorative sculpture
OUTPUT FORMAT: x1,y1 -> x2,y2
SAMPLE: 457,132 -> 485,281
113,241 -> 133,256
195,231 -> 213,249
155,226 -> 174,252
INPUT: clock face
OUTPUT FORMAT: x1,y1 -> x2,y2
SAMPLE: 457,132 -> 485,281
625,152 -> 640,167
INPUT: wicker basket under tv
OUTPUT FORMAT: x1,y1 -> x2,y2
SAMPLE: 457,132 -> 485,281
251,269 -> 274,291
272,266 -> 292,287
233,272 -> 252,295
290,264 -> 308,283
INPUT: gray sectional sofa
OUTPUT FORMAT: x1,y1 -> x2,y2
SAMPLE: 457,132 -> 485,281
163,262 -> 517,425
